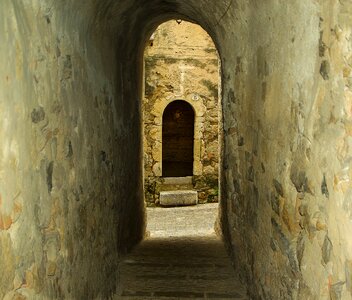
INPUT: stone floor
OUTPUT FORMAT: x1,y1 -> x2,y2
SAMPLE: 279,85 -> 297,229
115,204 -> 248,299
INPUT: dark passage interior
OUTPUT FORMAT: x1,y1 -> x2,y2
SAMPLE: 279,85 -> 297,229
162,100 -> 195,177
118,236 -> 247,299
1,1 -> 351,300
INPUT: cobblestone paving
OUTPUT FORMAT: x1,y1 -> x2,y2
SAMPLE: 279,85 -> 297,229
115,204 -> 248,299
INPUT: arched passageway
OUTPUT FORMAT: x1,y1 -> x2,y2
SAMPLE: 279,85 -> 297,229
142,19 -> 220,206
1,1 -> 351,300
162,100 -> 195,177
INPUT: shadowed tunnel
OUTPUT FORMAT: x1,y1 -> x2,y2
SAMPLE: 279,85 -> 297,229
0,1 -> 352,299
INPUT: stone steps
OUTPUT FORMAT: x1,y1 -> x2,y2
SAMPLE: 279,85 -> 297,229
160,176 -> 194,191
162,176 -> 193,185
159,183 -> 194,191
116,235 -> 248,299
160,190 -> 198,206
159,177 -> 198,206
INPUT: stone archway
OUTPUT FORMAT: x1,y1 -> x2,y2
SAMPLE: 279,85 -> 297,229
162,100 -> 195,177
142,20 -> 219,206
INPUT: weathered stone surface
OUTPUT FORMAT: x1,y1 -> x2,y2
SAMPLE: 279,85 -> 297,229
346,260 -> 352,296
160,190 -> 198,206
273,179 -> 284,197
0,233 -> 15,299
31,107 -> 45,124
322,234 -> 333,264
0,1 -> 143,298
290,169 -> 310,194
0,0 -> 351,299
321,174 -> 329,198
46,161 -> 54,194
320,60 -> 330,80
330,281 -> 345,300
194,174 -> 219,203
220,1 -> 352,299
143,20 -> 219,205
163,176 -> 192,186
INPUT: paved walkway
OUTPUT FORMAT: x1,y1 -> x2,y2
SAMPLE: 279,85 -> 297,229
115,204 -> 248,299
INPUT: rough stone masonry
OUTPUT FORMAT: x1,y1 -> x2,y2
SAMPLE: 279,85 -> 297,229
0,1 -> 351,299
143,20 -> 220,206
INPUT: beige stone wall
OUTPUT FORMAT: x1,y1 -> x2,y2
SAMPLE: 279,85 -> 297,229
143,20 -> 220,205
0,1 -> 144,299
0,1 -> 351,299
218,1 -> 352,299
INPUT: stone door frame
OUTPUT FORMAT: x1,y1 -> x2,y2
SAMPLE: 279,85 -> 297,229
151,97 -> 206,177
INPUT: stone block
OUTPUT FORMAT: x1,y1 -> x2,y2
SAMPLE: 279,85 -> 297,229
162,176 -> 192,185
160,190 -> 198,206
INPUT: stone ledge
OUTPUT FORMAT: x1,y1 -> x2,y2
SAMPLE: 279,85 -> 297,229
160,190 -> 198,206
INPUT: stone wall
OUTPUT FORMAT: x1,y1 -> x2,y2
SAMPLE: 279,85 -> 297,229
0,1 -> 351,299
0,1 -> 144,299
218,1 -> 352,299
143,20 -> 220,205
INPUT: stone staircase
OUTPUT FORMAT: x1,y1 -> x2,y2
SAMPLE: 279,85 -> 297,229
159,176 -> 198,206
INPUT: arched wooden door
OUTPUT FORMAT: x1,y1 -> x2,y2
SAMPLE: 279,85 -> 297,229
162,100 -> 194,177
